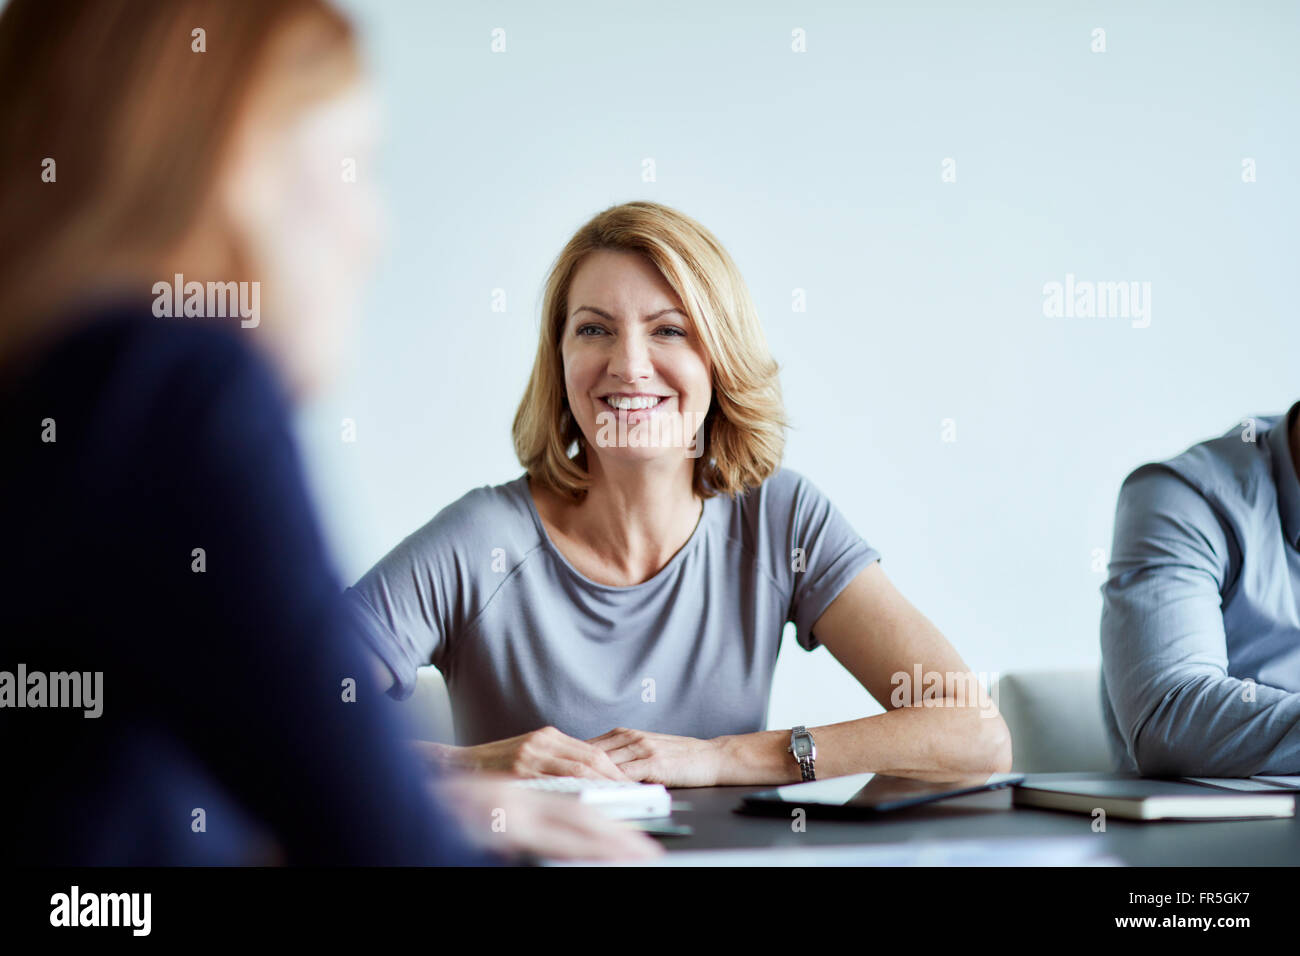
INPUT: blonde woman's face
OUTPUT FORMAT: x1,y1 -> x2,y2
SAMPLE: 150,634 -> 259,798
561,249 -> 713,469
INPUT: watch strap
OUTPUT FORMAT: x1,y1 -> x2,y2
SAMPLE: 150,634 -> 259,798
789,724 -> 816,782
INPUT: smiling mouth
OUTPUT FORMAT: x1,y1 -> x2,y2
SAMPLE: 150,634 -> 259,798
599,395 -> 671,412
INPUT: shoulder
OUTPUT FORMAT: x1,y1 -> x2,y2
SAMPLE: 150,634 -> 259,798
1110,417 -> 1282,571
42,304 -> 264,386
432,475 -> 537,534
1136,415 -> 1281,505
1118,415 -> 1282,530
2,305 -> 292,488
12,304 -> 285,438
716,466 -> 861,568
726,466 -> 833,526
757,465 -> 812,500
391,474 -> 544,569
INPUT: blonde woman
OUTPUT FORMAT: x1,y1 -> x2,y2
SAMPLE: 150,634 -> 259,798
0,0 -> 657,863
348,202 -> 1012,787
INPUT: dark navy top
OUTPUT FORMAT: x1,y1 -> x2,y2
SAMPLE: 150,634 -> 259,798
0,305 -> 492,864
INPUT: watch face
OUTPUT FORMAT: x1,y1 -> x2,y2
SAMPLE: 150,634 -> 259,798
793,736 -> 812,758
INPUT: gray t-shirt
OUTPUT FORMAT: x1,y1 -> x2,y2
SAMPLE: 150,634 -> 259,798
345,467 -> 880,745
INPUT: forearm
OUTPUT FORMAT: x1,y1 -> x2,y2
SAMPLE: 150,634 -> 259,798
412,739 -> 474,772
1096,467 -> 1300,775
716,703 -> 1012,786
1124,673 -> 1300,776
1102,580 -> 1300,775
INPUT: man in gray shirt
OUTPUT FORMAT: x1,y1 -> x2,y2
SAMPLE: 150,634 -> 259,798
1101,401 -> 1300,776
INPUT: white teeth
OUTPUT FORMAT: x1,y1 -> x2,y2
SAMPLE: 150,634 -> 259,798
604,395 -> 664,410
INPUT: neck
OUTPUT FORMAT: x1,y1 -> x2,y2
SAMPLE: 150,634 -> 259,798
571,452 -> 701,579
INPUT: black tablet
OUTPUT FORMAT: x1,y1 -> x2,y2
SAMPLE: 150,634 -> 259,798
738,771 -> 1025,819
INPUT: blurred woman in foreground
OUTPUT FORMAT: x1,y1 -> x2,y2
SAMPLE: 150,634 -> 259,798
0,0 -> 657,864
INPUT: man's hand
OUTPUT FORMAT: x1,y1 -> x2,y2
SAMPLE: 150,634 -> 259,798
586,728 -> 726,788
433,774 -> 664,862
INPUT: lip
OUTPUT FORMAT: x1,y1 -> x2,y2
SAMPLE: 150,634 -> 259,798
596,393 -> 674,422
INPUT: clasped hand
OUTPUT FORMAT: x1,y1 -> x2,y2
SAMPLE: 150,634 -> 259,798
463,725 -> 725,788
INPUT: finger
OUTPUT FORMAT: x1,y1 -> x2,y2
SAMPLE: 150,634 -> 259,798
586,745 -> 632,780
585,728 -> 639,750
551,737 -> 629,780
600,740 -> 647,765
557,827 -> 663,861
527,824 -> 661,861
499,792 -> 664,861
538,807 -> 665,861
518,730 -> 631,781
613,758 -> 660,783
548,756 -> 619,781
511,731 -> 606,779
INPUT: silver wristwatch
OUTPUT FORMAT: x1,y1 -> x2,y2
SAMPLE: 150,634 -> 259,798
788,725 -> 816,781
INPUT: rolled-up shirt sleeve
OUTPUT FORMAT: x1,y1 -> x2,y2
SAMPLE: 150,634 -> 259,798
1101,464 -> 1300,776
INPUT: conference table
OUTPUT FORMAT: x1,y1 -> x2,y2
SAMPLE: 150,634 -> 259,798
646,776 -> 1300,865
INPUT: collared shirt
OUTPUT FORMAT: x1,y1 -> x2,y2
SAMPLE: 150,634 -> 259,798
1100,402 -> 1300,775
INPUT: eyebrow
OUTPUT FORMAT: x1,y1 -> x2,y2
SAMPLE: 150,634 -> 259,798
572,305 -> 687,322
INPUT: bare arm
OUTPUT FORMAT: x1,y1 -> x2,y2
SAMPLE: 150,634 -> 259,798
715,562 -> 1012,784
593,563 -> 1012,787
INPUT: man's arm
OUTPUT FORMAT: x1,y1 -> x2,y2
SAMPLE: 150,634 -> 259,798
1101,465 -> 1300,776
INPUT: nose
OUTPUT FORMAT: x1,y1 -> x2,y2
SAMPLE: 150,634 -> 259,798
607,329 -> 654,383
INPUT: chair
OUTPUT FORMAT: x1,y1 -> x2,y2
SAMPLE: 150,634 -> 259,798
992,668 -> 1113,772
390,665 -> 456,744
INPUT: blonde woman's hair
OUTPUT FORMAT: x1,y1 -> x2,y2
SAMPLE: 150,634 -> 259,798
513,201 -> 787,501
0,0 -> 360,366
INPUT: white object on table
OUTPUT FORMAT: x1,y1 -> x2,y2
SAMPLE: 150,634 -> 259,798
509,776 -> 672,820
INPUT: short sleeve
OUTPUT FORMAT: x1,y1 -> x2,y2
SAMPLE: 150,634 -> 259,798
771,469 -> 881,651
345,489 -> 490,700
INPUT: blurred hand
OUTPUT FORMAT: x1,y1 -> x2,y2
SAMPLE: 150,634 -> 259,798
433,774 -> 664,862
458,726 -> 630,780
587,728 -> 724,788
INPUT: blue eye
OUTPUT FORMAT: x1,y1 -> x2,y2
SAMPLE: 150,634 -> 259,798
575,324 -> 684,337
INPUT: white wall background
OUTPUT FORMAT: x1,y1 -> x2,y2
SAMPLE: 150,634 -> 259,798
294,0 -> 1300,739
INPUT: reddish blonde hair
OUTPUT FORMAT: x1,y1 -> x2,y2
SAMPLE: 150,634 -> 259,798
0,0 -> 360,363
